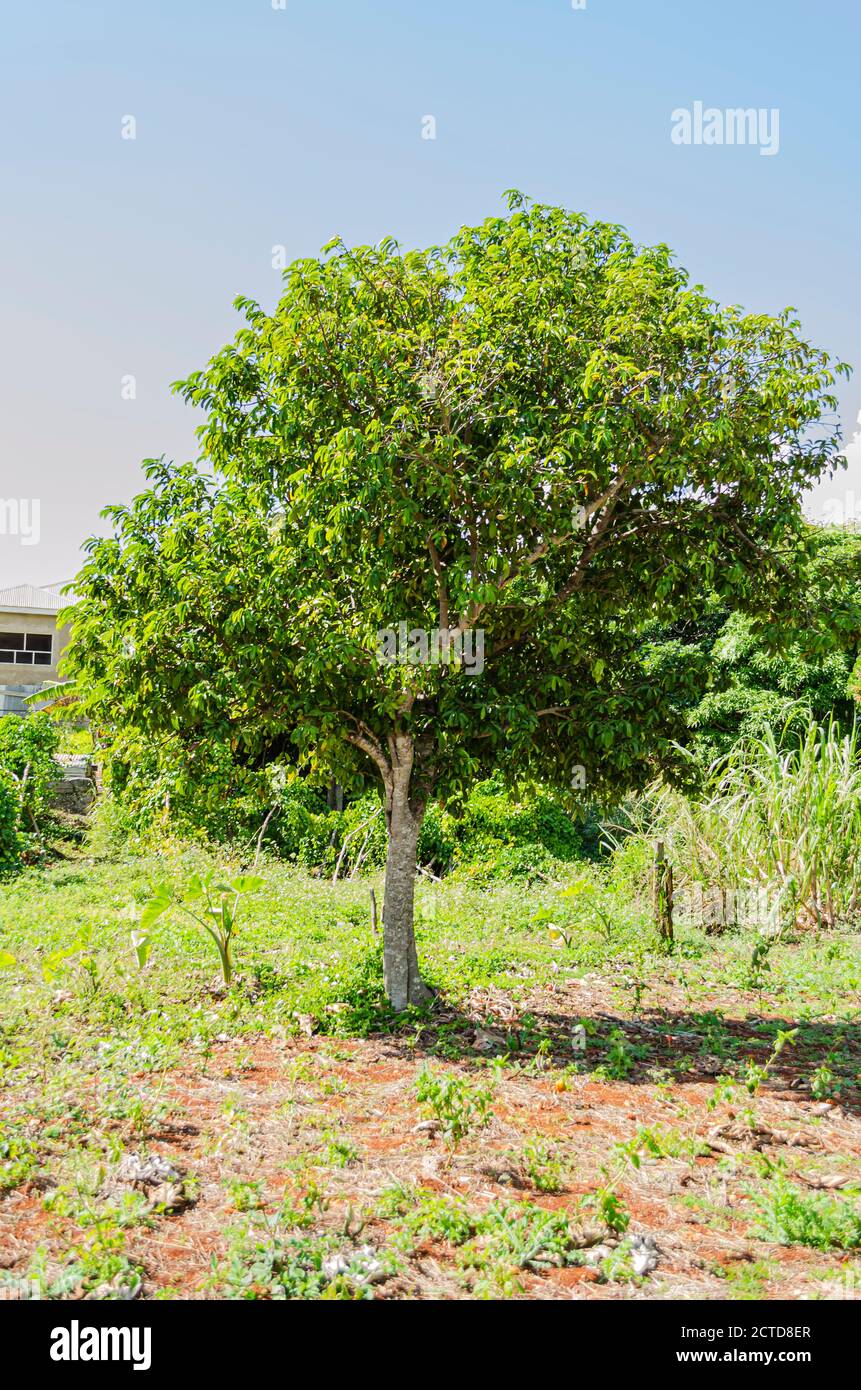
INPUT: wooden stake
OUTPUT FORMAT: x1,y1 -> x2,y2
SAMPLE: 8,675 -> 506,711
653,840 -> 674,944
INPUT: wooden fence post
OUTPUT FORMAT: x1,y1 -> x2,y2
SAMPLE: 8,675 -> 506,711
653,840 -> 674,944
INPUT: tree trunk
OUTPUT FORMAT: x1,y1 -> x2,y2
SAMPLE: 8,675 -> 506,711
382,738 -> 433,1012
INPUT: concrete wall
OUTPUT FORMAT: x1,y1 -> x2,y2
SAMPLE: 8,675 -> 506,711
0,610 -> 70,708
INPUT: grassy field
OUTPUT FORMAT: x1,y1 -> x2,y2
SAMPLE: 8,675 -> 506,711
1,845 -> 860,1300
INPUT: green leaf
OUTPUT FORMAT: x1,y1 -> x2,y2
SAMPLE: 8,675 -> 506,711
229,874 -> 264,895
140,883 -> 172,929
130,930 -> 151,969
183,874 -> 205,902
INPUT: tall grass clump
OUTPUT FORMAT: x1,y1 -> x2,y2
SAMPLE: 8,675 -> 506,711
611,720 -> 861,930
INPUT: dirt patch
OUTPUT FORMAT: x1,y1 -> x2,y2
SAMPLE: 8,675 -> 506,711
2,978 -> 860,1300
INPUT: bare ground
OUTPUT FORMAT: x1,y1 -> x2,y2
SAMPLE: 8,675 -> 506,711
2,970 -> 860,1300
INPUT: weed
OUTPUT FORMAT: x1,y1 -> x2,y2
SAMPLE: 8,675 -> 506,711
320,1132 -> 360,1168
458,1200 -> 590,1281
217,1223 -> 368,1300
0,1125 -> 38,1191
377,1186 -> 479,1246
137,870 -> 264,987
748,1177 -> 861,1251
519,1139 -> 567,1194
592,1027 -> 642,1081
738,1028 -> 797,1125
630,1124 -> 710,1164
809,1063 -> 843,1101
27,1221 -> 143,1299
585,1186 -> 630,1234
595,1240 -> 639,1283
227,1179 -> 265,1213
713,1259 -> 775,1300
415,1067 -> 495,1151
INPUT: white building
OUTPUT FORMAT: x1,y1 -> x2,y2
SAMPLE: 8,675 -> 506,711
0,584 -> 70,716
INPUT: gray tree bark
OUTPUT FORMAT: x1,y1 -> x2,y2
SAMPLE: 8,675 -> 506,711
382,733 -> 433,1012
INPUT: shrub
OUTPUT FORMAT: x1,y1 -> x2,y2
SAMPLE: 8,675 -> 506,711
435,774 -> 596,881
0,769 -> 23,874
97,745 -> 599,884
417,801 -> 458,874
0,714 -> 60,831
268,780 -> 335,866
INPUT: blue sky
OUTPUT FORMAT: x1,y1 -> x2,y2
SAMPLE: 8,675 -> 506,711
2,0 -> 859,585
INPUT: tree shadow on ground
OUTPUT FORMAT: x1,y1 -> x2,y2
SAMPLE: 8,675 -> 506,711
341,991 -> 861,1108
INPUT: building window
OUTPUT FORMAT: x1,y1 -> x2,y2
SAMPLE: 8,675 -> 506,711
0,633 -> 52,666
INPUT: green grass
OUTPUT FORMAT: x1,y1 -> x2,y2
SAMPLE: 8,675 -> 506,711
0,848 -> 650,1048
1,848 -> 859,1074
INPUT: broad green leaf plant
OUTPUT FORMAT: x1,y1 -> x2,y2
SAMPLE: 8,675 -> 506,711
137,872 -> 263,986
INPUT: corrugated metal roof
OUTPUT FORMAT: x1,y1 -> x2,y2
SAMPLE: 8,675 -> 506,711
0,584 -> 66,613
